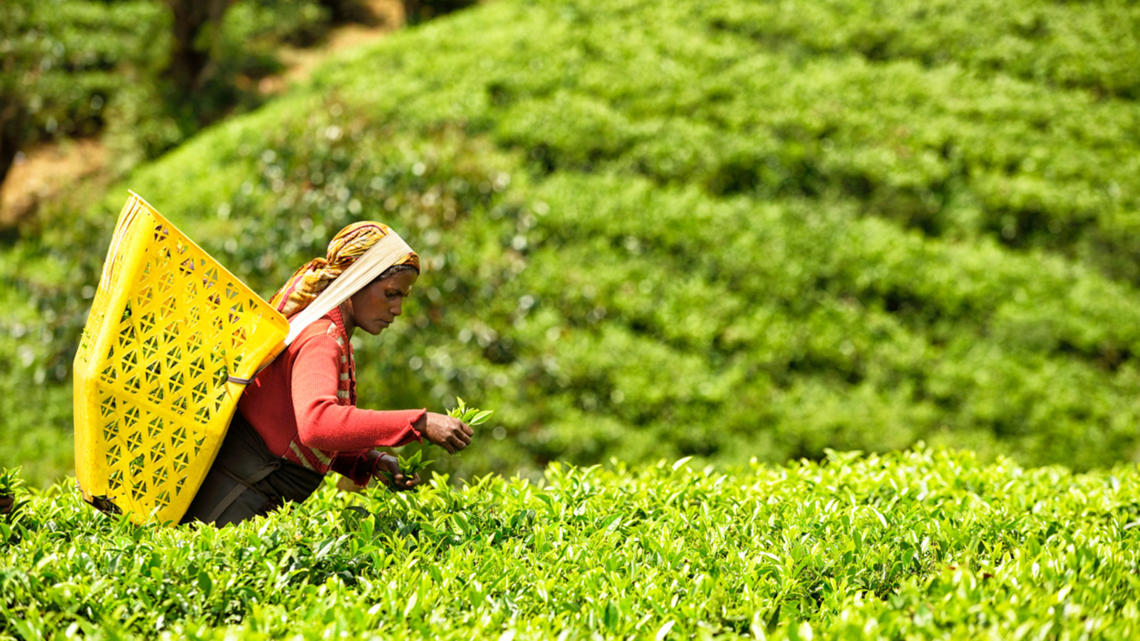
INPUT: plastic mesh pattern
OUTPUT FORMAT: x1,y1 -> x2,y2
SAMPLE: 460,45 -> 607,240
74,193 -> 288,524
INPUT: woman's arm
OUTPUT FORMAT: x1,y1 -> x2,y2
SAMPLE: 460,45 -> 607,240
330,450 -> 381,487
331,450 -> 420,490
290,334 -> 425,450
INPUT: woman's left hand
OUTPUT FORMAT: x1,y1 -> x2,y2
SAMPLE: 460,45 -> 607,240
373,452 -> 421,491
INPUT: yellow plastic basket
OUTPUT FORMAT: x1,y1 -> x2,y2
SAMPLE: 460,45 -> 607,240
73,192 -> 288,524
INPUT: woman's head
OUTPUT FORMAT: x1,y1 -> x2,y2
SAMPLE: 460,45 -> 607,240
342,265 -> 419,336
271,222 -> 419,321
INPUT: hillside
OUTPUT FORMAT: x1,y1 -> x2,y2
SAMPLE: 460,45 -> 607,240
3,0 -> 1140,486
3,449 -> 1140,638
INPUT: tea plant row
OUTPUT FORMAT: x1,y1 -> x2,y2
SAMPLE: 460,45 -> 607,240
3,449 -> 1139,639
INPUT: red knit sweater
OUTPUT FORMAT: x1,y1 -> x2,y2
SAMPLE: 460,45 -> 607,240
237,307 -> 425,485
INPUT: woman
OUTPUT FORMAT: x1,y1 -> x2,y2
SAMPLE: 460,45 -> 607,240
182,222 -> 473,526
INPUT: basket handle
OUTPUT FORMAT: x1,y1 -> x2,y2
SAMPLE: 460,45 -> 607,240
98,194 -> 144,292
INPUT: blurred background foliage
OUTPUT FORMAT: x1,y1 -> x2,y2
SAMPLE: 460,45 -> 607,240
2,0 -> 1140,487
0,0 -> 472,188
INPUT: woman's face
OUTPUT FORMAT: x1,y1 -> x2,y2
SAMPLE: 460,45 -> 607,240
346,269 -> 418,335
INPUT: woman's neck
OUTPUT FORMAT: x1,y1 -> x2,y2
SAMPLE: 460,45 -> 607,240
336,301 -> 355,338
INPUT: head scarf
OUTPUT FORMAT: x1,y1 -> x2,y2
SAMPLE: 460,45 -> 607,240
270,221 -> 419,320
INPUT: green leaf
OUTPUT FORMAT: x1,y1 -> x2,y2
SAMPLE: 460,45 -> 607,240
469,410 -> 494,426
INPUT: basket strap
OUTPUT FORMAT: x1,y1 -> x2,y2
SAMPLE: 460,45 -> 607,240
282,232 -> 414,346
222,232 -> 412,384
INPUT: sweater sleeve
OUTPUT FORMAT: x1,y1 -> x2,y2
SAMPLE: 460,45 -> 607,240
331,450 -> 381,486
289,333 -> 425,451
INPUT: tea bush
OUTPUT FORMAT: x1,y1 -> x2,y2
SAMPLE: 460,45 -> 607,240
0,0 -> 344,180
4,0 -> 1140,486
2,449 -> 1140,639
0,0 -> 165,181
703,0 -> 1140,99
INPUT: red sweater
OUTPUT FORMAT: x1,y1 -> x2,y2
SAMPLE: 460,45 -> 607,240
238,307 -> 425,484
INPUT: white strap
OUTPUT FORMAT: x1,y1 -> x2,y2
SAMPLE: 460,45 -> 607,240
284,232 -> 414,345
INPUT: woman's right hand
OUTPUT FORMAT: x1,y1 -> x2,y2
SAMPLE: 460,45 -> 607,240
417,412 -> 473,453
373,452 -> 420,491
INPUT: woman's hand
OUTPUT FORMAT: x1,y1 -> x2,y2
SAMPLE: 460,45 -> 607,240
373,452 -> 421,491
416,412 -> 473,454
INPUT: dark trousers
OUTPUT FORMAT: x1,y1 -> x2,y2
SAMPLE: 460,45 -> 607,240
180,411 -> 324,526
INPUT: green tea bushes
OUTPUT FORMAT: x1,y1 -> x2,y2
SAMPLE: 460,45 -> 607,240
6,0 -> 1140,485
703,0 -> 1140,99
3,449 -> 1140,638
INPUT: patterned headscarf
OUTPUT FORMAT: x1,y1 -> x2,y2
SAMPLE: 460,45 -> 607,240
270,222 -> 419,319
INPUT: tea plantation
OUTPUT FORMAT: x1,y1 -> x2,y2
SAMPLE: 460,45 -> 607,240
3,448 -> 1140,639
5,0 -> 1140,486
3,0 -> 1140,634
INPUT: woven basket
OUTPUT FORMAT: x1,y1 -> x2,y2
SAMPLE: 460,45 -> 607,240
73,193 -> 288,524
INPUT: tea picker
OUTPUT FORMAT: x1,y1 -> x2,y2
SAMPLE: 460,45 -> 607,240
74,193 -> 473,526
